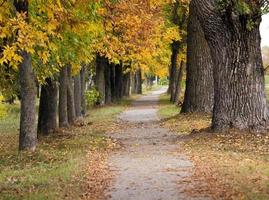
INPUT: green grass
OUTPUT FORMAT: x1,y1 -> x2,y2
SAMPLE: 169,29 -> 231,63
0,100 -> 129,200
142,84 -> 163,95
158,93 -> 180,119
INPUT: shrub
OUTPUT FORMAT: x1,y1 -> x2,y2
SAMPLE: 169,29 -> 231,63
159,77 -> 169,86
85,88 -> 101,107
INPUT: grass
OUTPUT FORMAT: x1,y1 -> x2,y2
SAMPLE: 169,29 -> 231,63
159,94 -> 269,199
0,100 -> 129,200
142,84 -> 163,95
158,93 -> 180,119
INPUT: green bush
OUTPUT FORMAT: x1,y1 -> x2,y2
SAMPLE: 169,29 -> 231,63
159,77 -> 169,86
85,88 -> 101,107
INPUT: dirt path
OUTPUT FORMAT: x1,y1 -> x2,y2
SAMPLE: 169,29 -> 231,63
105,88 -> 209,200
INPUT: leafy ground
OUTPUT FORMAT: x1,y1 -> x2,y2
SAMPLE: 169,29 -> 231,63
0,99 -> 132,200
159,94 -> 269,200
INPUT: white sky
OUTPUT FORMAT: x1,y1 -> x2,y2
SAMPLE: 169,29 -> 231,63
261,14 -> 269,47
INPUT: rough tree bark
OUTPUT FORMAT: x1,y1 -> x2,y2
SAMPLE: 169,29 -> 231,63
181,4 -> 214,113
115,64 -> 123,100
110,64 -> 117,103
131,71 -> 137,94
172,61 -> 185,104
18,51 -> 37,151
80,66 -> 86,116
122,71 -> 130,96
105,61 -> 112,104
74,73 -> 82,118
67,65 -> 76,124
14,0 -> 37,151
168,0 -> 181,96
193,0 -> 269,131
95,55 -> 106,105
168,41 -> 179,97
59,66 -> 69,127
38,78 -> 58,135
135,69 -> 142,94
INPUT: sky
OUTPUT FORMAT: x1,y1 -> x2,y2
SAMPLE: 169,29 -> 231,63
261,14 -> 269,47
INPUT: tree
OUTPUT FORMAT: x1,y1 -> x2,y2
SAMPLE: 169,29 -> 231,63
193,0 -> 269,131
67,65 -> 76,124
99,0 -> 178,89
38,78 -> 58,135
172,61 -> 185,103
181,1 -> 214,113
1,0 -> 104,150
59,67 -> 69,127
74,73 -> 82,118
166,0 -> 188,103
80,66 -> 87,116
12,0 -> 37,151
105,61 -> 112,104
95,55 -> 106,105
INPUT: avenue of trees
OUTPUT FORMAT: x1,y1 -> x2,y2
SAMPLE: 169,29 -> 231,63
0,0 -> 269,151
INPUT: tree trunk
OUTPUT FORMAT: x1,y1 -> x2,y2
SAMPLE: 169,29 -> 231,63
168,41 -> 179,95
14,0 -> 37,151
67,65 -> 76,124
38,78 -> 58,135
172,61 -> 185,104
59,66 -> 69,127
74,73 -> 82,118
131,72 -> 136,94
181,4 -> 214,113
122,71 -> 130,96
115,64 -> 123,100
110,64 -> 117,103
105,62 -> 112,104
80,66 -> 86,116
18,51 -> 37,151
193,0 -> 269,131
145,74 -> 154,89
135,69 -> 142,94
95,55 -> 106,105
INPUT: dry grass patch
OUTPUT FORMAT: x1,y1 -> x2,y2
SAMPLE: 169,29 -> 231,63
0,103 -> 126,200
159,96 -> 269,199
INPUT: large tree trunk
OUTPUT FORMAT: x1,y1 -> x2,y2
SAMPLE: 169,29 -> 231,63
59,66 -> 69,127
168,41 -> 179,96
67,65 -> 76,124
193,0 -> 269,131
172,61 -> 185,104
74,73 -> 82,118
80,66 -> 86,116
18,52 -> 37,151
95,55 -> 106,105
135,69 -> 142,94
115,64 -> 123,100
14,0 -> 37,151
181,4 -> 214,113
105,62 -> 112,104
38,78 -> 58,135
